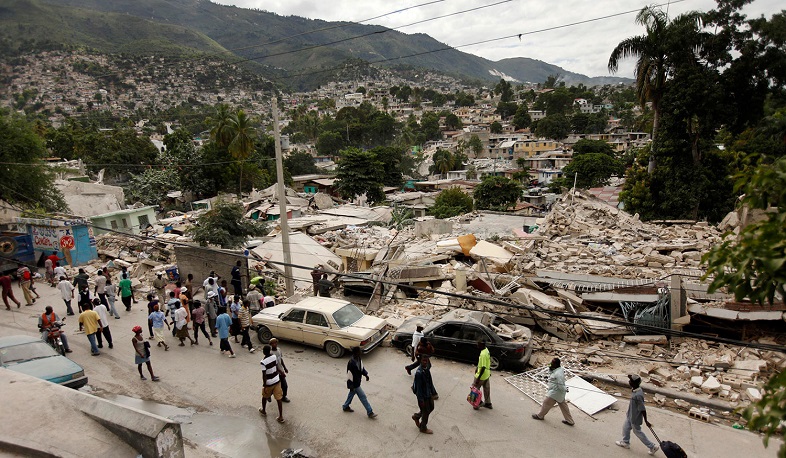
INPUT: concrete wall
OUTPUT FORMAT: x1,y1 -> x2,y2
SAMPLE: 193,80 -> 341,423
0,370 -> 183,458
174,246 -> 248,293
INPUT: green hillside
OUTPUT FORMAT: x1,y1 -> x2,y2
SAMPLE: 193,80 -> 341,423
2,0 -> 629,89
0,0 -> 228,56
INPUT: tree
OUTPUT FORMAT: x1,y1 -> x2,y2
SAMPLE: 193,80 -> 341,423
209,103 -> 234,148
608,7 -> 702,174
496,101 -> 518,119
0,111 -> 66,212
704,156 -> 786,306
368,146 -> 404,187
188,200 -> 268,249
494,79 -> 514,102
430,149 -> 453,176
226,109 -> 257,199
490,121 -> 503,134
468,134 -> 483,158
572,139 -> 615,156
445,113 -> 462,130
284,150 -> 318,176
703,156 -> 786,457
430,188 -> 474,218
558,153 -> 624,189
512,104 -> 532,130
334,148 -> 385,204
535,114 -> 570,140
316,131 -> 344,156
125,168 -> 180,206
473,176 -> 522,210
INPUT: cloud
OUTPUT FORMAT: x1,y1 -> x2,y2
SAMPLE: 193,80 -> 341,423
213,0 -> 783,78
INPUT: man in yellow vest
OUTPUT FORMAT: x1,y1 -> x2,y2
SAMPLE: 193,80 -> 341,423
472,340 -> 492,410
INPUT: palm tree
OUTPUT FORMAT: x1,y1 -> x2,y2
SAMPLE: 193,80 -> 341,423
432,149 -> 453,177
608,7 -> 670,174
227,109 -> 257,199
209,103 -> 233,148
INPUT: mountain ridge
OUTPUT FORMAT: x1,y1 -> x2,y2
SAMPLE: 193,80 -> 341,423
1,0 -> 631,89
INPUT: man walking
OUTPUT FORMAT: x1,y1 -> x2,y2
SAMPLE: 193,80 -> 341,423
246,284 -> 263,313
532,357 -> 574,426
342,347 -> 377,418
616,374 -> 659,455
259,345 -> 285,423
92,298 -> 113,350
2,273 -> 22,309
191,301 -> 212,346
229,295 -> 241,343
472,340 -> 492,410
94,270 -> 108,306
412,355 -> 436,434
238,300 -> 255,353
231,260 -> 244,296
152,272 -> 167,303
17,264 -> 34,306
269,338 -> 290,402
119,273 -> 136,311
78,302 -> 103,356
215,307 -> 235,358
205,291 -> 219,337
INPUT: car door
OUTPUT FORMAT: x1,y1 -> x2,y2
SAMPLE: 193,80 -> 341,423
426,322 -> 463,360
302,311 -> 331,347
277,308 -> 306,343
458,324 -> 492,363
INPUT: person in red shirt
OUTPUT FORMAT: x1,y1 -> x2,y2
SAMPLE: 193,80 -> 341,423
1,274 -> 21,309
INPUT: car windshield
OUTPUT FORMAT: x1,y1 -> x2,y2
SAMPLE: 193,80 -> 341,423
0,341 -> 56,364
332,304 -> 365,328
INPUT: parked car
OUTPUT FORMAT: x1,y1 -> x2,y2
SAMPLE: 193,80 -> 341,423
391,309 -> 533,370
0,335 -> 87,389
251,297 -> 389,358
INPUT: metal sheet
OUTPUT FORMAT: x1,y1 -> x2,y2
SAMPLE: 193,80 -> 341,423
565,376 -> 617,416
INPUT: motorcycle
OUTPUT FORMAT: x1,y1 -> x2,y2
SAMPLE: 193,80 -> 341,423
43,320 -> 66,356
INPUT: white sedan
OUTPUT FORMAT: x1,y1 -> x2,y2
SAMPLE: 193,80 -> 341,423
251,297 -> 389,358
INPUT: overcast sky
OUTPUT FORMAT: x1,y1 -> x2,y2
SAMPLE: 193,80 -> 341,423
212,0 -> 782,79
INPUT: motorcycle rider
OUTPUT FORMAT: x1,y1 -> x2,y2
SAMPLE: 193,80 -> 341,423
38,306 -> 72,353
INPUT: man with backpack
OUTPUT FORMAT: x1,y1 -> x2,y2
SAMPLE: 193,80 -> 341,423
616,374 -> 659,455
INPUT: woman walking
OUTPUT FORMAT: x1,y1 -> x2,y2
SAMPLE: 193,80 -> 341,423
132,326 -> 159,381
191,300 -> 212,346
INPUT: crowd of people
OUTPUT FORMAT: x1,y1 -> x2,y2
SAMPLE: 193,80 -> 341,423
6,255 -> 660,451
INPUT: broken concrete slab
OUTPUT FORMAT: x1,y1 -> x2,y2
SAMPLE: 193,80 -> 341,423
623,335 -> 668,345
469,240 -> 514,265
701,376 -> 722,394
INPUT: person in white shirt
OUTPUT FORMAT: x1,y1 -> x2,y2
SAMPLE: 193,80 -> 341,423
57,276 -> 75,316
92,298 -> 113,349
174,303 -> 195,346
405,325 -> 425,374
53,263 -> 67,281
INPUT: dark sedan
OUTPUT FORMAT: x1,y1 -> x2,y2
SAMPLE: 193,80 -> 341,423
391,309 -> 533,371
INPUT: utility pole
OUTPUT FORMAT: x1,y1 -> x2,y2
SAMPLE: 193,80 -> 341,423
272,98 -> 294,297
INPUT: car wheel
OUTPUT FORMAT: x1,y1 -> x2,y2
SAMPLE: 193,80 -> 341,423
324,341 -> 345,358
490,355 -> 501,371
405,343 -> 414,357
257,326 -> 273,344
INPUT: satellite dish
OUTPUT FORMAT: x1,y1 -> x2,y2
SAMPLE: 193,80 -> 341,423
0,237 -> 17,255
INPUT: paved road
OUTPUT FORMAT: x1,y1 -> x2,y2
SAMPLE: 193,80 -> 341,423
0,281 -> 778,458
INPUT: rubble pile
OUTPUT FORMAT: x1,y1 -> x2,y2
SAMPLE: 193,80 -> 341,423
507,192 -> 723,278
533,334 -> 783,412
